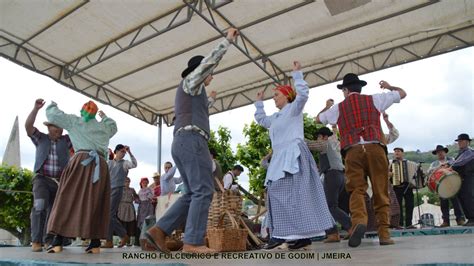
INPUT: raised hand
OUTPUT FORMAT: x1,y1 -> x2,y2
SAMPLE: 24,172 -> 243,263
209,90 -> 217,99
98,110 -> 106,118
379,80 -> 391,90
226,28 -> 239,42
256,91 -> 264,101
34,99 -> 45,110
292,61 -> 302,71
326,99 -> 334,108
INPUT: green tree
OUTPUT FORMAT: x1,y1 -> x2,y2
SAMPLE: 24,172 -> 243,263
236,113 -> 323,196
0,164 -> 33,246
208,126 -> 237,174
236,121 -> 271,196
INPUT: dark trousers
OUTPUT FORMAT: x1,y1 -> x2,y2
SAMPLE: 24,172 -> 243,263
31,175 -> 58,244
393,183 -> 414,227
324,170 -> 351,233
107,186 -> 127,241
455,160 -> 474,220
440,196 -> 465,223
338,187 -> 350,215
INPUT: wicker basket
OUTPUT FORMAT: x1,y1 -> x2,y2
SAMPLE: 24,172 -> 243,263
207,210 -> 248,252
208,178 -> 243,228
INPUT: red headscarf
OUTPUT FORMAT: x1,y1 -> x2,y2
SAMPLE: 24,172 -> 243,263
140,177 -> 149,188
275,85 -> 296,102
80,101 -> 98,122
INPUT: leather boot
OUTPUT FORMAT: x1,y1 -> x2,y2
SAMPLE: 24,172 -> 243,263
324,233 -> 341,243
32,242 -> 42,252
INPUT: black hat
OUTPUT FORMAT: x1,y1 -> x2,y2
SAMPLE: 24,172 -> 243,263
317,126 -> 333,137
181,55 -> 204,78
455,133 -> 472,142
393,147 -> 404,152
114,144 -> 125,153
432,145 -> 449,155
337,73 -> 367,89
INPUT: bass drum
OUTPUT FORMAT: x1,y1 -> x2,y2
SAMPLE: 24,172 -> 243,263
427,168 -> 462,199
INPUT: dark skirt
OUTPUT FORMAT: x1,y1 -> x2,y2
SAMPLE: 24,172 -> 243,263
119,219 -> 137,237
47,152 -> 111,239
137,200 -> 155,229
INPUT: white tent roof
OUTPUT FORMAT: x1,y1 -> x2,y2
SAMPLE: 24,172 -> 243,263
1,0 -> 473,126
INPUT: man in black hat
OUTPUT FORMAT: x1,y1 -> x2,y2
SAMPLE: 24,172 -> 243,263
145,28 -> 239,253
25,98 -> 73,252
428,145 -> 465,227
451,133 -> 474,226
316,73 -> 406,247
307,126 -> 351,243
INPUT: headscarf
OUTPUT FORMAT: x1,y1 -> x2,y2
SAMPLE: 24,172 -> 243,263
140,177 -> 149,188
80,101 -> 98,122
275,85 -> 296,103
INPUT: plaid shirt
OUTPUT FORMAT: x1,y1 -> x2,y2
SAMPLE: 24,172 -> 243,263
30,127 -> 72,178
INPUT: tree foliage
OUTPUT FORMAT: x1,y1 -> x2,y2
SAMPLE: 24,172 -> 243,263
236,113 -> 323,196
236,122 -> 271,196
208,126 -> 237,174
0,164 -> 33,246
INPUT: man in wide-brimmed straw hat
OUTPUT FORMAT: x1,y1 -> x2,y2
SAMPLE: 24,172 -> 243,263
428,145 -> 465,227
145,28 -> 239,254
452,133 -> 474,226
25,98 -> 74,252
317,73 -> 407,247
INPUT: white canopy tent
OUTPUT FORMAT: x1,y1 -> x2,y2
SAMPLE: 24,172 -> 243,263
1,0 -> 473,168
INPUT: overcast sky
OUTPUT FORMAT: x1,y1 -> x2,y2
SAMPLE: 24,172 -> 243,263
0,47 -> 473,191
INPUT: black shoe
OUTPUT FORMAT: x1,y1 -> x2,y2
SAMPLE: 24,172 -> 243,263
46,235 -> 64,253
348,224 -> 366,248
262,238 -> 285,250
463,220 -> 474,227
288,238 -> 312,250
85,239 -> 101,253
62,238 -> 72,247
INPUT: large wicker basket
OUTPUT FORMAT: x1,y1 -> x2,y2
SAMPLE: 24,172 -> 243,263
208,178 -> 243,228
207,210 -> 248,252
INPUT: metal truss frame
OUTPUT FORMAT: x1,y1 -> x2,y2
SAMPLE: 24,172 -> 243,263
129,0 -> 438,106
63,0 -> 232,79
0,0 -> 472,127
157,25 -> 474,125
0,35 -> 159,125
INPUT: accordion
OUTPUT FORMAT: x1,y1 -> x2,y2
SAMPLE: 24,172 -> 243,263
391,160 -> 418,187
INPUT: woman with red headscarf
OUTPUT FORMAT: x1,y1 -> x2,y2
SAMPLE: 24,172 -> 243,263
254,61 -> 333,250
44,100 -> 117,254
136,177 -> 155,243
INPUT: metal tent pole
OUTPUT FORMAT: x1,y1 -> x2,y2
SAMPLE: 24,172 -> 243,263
157,115 -> 163,174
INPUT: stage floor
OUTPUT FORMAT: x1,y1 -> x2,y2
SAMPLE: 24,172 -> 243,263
0,229 -> 473,265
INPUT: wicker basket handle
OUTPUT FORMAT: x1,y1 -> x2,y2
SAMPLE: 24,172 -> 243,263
217,210 -> 239,229
215,176 -> 225,193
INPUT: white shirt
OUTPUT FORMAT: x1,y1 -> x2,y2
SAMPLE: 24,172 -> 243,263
319,91 -> 401,125
223,171 -> 238,190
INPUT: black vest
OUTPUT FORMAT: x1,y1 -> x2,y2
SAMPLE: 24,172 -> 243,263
173,81 -> 210,136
